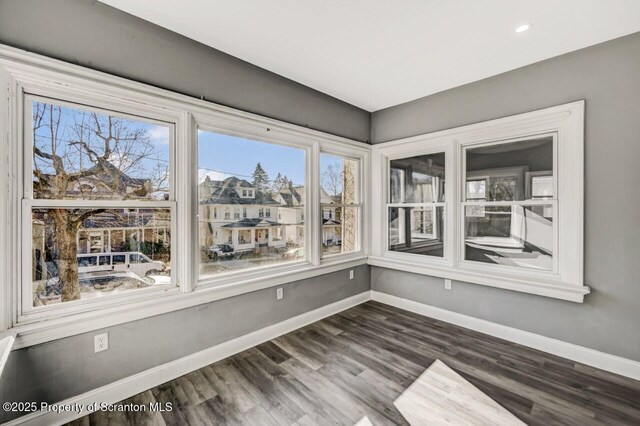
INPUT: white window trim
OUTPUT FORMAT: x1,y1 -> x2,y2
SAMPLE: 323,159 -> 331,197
19,91 -> 182,323
370,101 -> 589,303
0,44 -> 370,349
319,148 -> 367,260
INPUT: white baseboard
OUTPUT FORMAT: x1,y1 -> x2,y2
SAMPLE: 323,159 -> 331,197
371,290 -> 640,381
4,291 -> 370,426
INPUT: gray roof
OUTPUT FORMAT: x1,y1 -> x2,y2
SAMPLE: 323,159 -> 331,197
221,218 -> 282,228
277,185 -> 333,206
200,176 -> 279,206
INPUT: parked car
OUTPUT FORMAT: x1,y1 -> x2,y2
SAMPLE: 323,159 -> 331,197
76,252 -> 165,277
324,236 -> 342,246
208,244 -> 235,260
282,247 -> 304,260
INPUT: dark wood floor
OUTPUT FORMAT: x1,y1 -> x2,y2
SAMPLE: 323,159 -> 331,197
69,301 -> 640,425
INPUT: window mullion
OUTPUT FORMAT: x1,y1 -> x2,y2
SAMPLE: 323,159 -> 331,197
310,142 -> 321,266
177,112 -> 196,293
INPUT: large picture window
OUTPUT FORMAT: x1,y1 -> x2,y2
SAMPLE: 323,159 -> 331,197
26,98 -> 175,309
198,131 -> 306,278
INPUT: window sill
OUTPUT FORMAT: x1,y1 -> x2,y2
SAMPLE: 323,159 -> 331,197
367,256 -> 590,303
3,256 -> 368,349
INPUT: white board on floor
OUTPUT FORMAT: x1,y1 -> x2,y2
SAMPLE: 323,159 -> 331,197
394,359 -> 525,426
0,334 -> 15,378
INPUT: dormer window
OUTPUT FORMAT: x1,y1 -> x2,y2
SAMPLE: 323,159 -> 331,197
239,188 -> 254,198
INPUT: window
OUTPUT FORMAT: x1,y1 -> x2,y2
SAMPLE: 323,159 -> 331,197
388,153 -> 445,258
320,154 -> 361,256
0,49 -> 370,346
464,136 -> 555,272
27,98 -> 174,309
371,102 -> 587,302
198,130 -> 306,278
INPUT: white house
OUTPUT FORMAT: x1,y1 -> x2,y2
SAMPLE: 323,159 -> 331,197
275,183 -> 341,247
199,176 -> 287,252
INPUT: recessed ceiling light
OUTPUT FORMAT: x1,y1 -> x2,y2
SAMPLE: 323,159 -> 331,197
515,23 -> 531,33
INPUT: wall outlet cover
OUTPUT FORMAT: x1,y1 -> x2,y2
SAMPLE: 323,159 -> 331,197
94,333 -> 109,353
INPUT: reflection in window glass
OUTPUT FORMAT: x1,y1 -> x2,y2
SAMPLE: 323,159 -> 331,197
389,206 -> 444,257
320,154 -> 360,256
390,153 -> 445,203
198,131 -> 305,277
464,136 -> 555,271
531,175 -> 553,198
31,208 -> 171,307
466,180 -> 486,200
388,152 -> 445,258
32,101 -> 170,201
465,205 -> 553,271
465,136 -> 553,202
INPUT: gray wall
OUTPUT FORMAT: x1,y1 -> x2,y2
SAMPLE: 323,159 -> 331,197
0,265 -> 369,422
0,0 -> 370,142
371,32 -> 640,362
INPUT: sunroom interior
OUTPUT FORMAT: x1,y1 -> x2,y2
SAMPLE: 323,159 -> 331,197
1,1 -> 640,425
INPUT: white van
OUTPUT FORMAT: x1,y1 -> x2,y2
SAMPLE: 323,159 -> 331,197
76,252 -> 165,277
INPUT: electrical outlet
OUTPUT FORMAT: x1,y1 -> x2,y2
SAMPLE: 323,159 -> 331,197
94,333 -> 109,353
349,270 -> 354,280
444,279 -> 452,290
276,287 -> 284,300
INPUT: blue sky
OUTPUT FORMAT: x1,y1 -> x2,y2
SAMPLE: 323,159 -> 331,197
32,101 -> 170,183
199,131 -> 314,186
33,101 -> 342,191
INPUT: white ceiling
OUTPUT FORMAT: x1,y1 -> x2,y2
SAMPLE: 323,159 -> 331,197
100,0 -> 640,112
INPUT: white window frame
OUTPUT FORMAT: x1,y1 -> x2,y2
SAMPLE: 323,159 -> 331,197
193,111 -> 369,288
319,147 -> 368,261
370,101 -> 589,302
0,44 -> 369,349
459,134 -> 559,277
17,89 -> 184,325
386,148 -> 450,260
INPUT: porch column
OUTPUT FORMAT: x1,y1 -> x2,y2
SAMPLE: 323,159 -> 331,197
250,229 -> 256,247
232,229 -> 239,248
268,228 -> 273,246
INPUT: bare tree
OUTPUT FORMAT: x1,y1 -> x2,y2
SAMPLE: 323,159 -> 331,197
321,162 -> 342,196
33,102 -> 168,302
